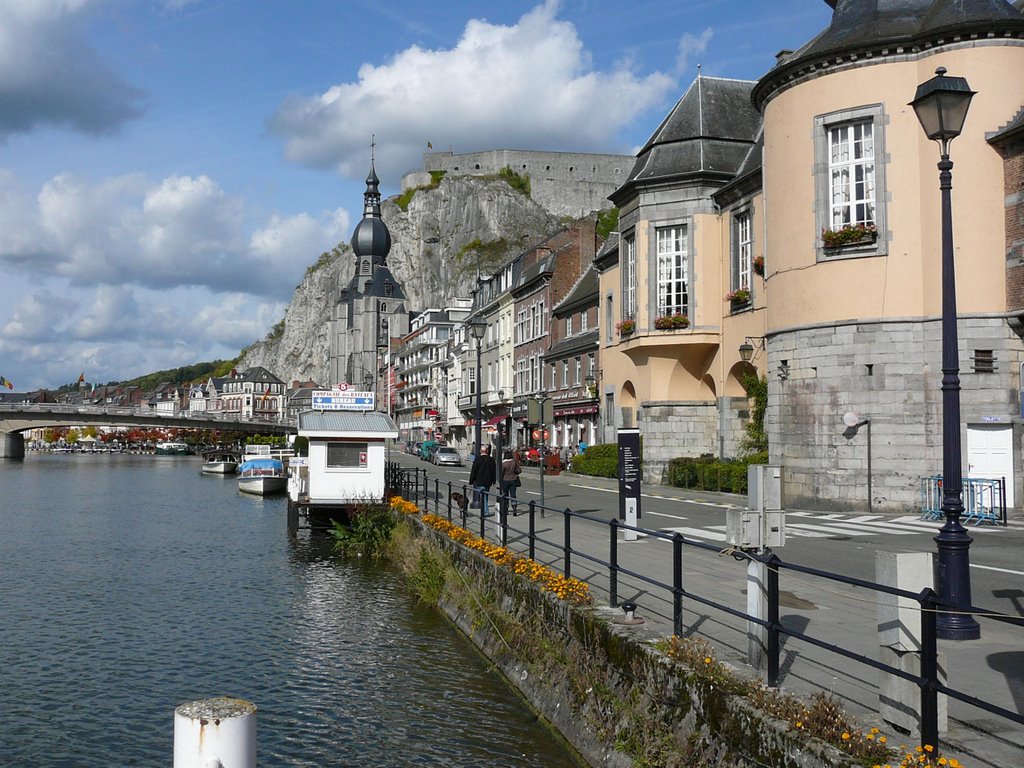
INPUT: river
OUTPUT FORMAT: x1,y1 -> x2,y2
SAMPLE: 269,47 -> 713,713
0,453 -> 581,766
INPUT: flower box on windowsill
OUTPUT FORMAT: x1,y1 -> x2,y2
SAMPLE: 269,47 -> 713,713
616,319 -> 636,337
653,314 -> 689,330
726,289 -> 751,312
821,224 -> 878,251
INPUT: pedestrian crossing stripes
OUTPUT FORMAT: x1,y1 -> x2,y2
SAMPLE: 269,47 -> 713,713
657,510 -> 1007,542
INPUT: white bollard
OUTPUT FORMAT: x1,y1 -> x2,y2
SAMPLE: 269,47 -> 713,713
174,697 -> 257,768
624,497 -> 638,542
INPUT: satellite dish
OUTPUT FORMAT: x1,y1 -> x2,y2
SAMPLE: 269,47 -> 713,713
843,411 -> 861,428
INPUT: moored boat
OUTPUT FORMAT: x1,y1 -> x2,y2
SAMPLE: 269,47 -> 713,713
201,450 -> 239,474
237,457 -> 286,495
155,441 -> 191,455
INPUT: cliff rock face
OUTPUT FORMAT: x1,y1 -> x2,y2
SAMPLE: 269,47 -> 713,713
238,175 -> 561,385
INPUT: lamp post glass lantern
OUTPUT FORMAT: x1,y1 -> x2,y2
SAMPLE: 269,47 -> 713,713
469,318 -> 487,459
910,67 -> 980,640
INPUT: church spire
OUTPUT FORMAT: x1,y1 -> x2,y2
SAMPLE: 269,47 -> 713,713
364,134 -> 381,217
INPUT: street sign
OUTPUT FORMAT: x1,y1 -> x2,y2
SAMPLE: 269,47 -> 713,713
618,428 -> 642,523
312,390 -> 375,411
531,428 -> 550,441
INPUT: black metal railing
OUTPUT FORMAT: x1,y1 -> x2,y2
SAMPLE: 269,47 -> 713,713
387,462 -> 1024,752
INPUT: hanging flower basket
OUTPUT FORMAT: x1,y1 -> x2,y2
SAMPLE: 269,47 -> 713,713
753,255 -> 765,277
654,314 -> 690,330
822,223 -> 877,249
616,318 -> 636,336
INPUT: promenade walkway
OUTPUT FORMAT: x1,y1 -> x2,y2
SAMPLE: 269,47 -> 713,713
405,462 -> 1024,768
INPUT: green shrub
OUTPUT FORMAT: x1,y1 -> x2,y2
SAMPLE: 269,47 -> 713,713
571,443 -> 619,478
496,166 -> 530,196
667,455 -> 764,495
330,502 -> 395,557
596,208 -> 619,240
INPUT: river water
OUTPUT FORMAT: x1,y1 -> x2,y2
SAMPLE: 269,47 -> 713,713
0,454 -> 581,766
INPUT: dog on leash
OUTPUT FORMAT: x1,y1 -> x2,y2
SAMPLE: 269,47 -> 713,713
450,491 -> 469,514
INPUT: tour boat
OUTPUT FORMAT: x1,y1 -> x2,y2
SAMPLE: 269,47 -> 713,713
237,457 -> 287,495
201,450 -> 239,474
155,441 -> 191,455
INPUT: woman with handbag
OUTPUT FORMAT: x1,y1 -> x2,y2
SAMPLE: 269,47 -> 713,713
499,449 -> 521,514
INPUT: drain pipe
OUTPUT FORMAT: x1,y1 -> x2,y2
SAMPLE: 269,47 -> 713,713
174,697 -> 256,768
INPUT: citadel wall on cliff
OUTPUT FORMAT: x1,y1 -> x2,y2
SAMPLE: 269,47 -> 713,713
403,149 -> 632,219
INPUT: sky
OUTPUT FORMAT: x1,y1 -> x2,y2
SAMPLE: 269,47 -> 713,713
0,0 -> 833,392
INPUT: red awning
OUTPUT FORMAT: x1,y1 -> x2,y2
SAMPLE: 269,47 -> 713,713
484,413 -> 509,426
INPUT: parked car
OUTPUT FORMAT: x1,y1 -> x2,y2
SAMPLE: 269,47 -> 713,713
408,441 -> 422,456
432,446 -> 462,467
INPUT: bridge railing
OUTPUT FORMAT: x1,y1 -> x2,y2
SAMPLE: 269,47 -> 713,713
0,402 -> 294,428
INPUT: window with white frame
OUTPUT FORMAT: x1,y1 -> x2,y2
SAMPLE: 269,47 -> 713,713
566,314 -> 573,337
829,121 -> 874,229
622,234 -> 636,319
580,310 -> 588,332
733,210 -> 752,292
468,367 -> 476,395
656,225 -> 687,317
531,356 -> 539,392
562,361 -> 569,387
574,357 -> 581,385
814,105 -> 887,260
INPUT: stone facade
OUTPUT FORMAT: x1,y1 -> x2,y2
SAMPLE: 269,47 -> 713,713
415,149 -> 633,218
766,317 -> 1022,513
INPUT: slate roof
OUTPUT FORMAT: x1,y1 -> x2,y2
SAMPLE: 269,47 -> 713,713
989,106 -> 1024,143
611,75 -> 760,204
544,328 -> 599,359
297,410 -> 399,435
754,0 -> 1024,109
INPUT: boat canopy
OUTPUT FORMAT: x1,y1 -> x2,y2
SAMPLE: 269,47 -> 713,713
238,458 -> 283,473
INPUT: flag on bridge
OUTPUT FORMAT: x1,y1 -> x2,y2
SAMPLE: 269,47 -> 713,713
0,375 -> 13,389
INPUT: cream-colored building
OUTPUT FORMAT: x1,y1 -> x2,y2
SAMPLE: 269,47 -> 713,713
600,0 -> 1024,512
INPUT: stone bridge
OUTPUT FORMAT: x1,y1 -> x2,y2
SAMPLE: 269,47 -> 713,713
0,404 -> 294,458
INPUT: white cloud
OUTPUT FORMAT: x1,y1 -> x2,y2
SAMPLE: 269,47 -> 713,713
0,0 -> 144,138
1,290 -> 76,342
0,170 -> 346,299
676,28 -> 715,76
269,1 -> 675,185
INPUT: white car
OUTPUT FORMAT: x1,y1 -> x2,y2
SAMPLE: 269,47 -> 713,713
432,447 -> 462,467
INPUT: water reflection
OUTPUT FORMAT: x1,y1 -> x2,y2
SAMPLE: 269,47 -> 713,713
0,455 -> 580,766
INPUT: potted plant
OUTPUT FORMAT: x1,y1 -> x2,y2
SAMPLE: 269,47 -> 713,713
654,313 -> 690,330
821,222 -> 877,249
616,318 -> 636,337
753,255 -> 765,277
726,288 -> 751,305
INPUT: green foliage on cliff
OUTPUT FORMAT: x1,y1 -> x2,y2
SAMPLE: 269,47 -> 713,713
455,237 -> 510,277
305,243 -> 346,278
266,318 -> 286,342
496,166 -> 530,196
395,170 -> 448,211
121,360 -> 236,391
596,207 -> 619,240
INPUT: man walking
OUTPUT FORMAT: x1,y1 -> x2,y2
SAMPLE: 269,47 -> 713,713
468,444 -> 497,517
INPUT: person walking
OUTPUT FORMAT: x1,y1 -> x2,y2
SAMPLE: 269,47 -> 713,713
499,448 -> 522,514
468,444 -> 497,517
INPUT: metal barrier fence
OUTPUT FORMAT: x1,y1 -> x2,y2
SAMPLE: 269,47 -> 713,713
919,475 -> 1007,525
386,462 -> 1024,752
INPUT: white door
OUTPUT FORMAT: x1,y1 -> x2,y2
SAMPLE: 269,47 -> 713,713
966,424 -> 1014,508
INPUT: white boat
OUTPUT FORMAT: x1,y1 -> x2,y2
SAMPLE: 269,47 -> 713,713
237,457 -> 287,495
201,450 -> 239,474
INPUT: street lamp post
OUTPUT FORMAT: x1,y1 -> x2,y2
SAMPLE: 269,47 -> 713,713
910,67 -> 980,640
469,318 -> 487,460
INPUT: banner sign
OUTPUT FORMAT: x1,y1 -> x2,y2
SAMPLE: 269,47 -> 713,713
617,428 -> 642,521
312,390 -> 375,411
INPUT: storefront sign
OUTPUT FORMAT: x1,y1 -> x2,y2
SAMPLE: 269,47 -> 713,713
555,405 -> 599,417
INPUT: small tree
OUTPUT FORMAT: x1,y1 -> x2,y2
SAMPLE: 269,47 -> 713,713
740,373 -> 768,455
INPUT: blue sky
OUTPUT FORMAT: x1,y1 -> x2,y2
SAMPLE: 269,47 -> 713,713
0,0 -> 833,391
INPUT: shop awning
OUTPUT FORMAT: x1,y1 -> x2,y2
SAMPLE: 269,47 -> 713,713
484,413 -> 509,426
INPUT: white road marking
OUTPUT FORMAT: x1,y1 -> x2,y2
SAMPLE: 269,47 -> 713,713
970,563 -> 1024,576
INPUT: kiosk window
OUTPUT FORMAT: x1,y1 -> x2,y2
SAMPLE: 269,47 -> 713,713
327,443 -> 368,468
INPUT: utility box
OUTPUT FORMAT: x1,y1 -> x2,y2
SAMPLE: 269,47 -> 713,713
726,510 -> 785,549
748,464 -> 782,512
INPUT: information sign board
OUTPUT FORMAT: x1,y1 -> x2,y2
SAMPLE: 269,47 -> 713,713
311,389 -> 375,411
617,428 -> 642,522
